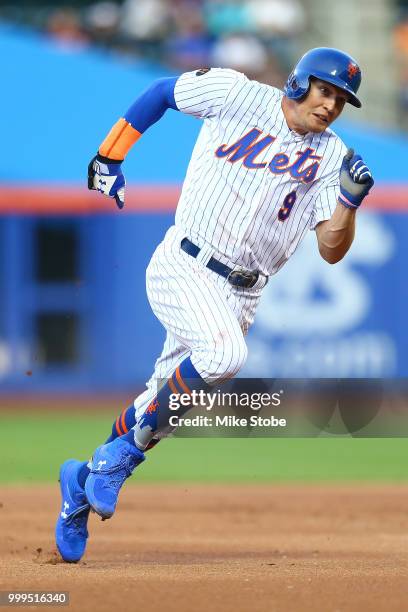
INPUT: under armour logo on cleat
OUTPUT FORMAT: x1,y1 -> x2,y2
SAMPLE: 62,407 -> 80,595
96,460 -> 107,471
61,501 -> 69,519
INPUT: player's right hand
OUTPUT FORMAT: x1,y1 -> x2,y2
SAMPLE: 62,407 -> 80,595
88,153 -> 126,210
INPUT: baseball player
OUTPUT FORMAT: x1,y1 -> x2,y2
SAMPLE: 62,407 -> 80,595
55,47 -> 373,562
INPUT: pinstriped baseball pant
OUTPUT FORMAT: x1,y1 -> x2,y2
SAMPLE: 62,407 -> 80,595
133,225 -> 266,420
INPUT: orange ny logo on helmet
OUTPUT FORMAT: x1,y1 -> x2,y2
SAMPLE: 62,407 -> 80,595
347,62 -> 360,80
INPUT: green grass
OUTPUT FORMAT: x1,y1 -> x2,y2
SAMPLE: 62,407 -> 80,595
1,412 -> 408,484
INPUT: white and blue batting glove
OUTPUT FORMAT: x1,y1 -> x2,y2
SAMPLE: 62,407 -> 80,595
88,154 -> 126,210
339,148 -> 374,209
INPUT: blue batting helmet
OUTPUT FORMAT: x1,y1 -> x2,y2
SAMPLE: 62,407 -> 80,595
284,47 -> 362,108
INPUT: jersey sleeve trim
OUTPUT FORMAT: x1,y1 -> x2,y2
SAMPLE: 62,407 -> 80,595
310,135 -> 347,230
310,183 -> 340,229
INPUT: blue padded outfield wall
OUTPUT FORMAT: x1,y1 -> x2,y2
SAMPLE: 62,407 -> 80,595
1,26 -> 408,391
1,210 -> 406,392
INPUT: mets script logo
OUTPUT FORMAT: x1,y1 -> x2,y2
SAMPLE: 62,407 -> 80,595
215,128 -> 322,184
347,62 -> 360,80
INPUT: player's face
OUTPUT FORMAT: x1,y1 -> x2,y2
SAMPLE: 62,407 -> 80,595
291,79 -> 349,134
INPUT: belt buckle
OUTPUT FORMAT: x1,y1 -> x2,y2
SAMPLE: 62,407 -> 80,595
227,269 -> 259,289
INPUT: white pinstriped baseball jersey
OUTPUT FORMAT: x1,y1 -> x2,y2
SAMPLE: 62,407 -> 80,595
132,66 -> 349,413
173,68 -> 347,276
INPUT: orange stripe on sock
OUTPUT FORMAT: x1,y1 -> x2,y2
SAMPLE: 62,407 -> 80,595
120,409 -> 128,434
99,118 -> 142,160
175,366 -> 192,394
115,416 -> 123,436
168,377 -> 179,395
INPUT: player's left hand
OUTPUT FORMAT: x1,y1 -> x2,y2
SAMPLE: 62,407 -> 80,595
339,148 -> 374,209
88,153 -> 126,209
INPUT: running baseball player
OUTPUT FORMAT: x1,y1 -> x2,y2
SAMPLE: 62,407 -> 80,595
56,47 -> 374,562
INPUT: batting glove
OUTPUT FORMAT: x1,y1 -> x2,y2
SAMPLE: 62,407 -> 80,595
88,153 -> 125,210
339,148 -> 374,209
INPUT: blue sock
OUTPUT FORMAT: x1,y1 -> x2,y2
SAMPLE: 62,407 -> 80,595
133,356 -> 209,449
105,404 -> 136,444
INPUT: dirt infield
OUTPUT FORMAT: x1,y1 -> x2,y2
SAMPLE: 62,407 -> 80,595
1,484 -> 408,612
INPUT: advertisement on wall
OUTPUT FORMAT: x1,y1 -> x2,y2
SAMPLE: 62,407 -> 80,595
245,211 -> 406,378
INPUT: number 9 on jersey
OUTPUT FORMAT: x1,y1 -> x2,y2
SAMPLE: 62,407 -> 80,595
278,191 -> 297,221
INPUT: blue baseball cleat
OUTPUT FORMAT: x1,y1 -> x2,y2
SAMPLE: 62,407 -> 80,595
55,459 -> 90,563
85,438 -> 145,519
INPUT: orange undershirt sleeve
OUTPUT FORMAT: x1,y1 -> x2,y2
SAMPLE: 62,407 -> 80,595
99,118 -> 142,160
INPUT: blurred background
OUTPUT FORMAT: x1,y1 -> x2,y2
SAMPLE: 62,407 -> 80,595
1,0 -> 408,396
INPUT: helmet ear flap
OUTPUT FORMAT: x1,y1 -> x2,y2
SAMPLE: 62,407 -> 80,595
285,71 -> 310,101
289,73 -> 299,92
285,72 -> 300,95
